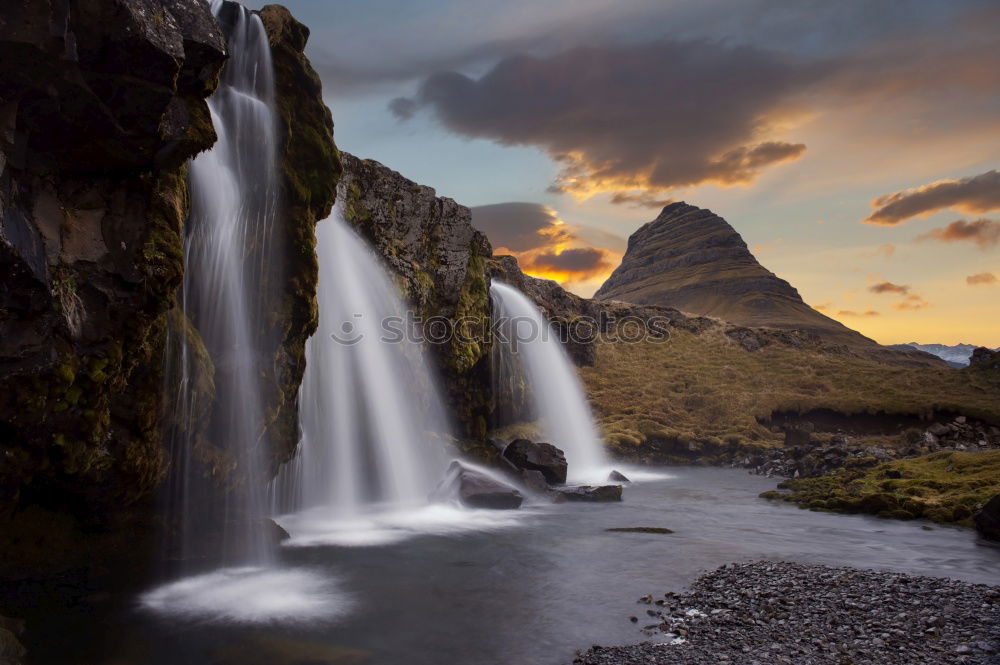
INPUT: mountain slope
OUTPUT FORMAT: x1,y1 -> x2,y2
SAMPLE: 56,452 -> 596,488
594,202 -> 874,347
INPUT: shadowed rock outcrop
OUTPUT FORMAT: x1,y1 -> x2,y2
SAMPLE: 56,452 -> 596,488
0,1 -> 338,578
255,4 -> 341,471
0,0 -> 225,515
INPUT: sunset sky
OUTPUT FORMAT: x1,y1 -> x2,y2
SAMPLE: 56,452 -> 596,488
248,0 -> 1000,346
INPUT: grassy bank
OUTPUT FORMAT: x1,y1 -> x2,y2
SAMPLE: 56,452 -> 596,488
580,325 -> 1000,460
760,450 -> 1000,524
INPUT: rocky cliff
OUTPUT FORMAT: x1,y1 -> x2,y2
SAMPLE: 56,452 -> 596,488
339,153 -> 492,437
0,0 -> 225,517
0,1 -> 338,576
252,4 -> 341,471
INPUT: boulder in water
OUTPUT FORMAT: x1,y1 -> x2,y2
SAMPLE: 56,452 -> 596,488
430,461 -> 523,510
502,439 -> 568,485
552,485 -> 623,502
974,494 -> 1000,540
608,470 -> 631,483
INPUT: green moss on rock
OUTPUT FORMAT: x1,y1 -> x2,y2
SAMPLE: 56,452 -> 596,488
760,449 -> 1000,527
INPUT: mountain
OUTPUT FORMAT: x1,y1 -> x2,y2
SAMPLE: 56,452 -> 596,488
594,202 -> 876,347
889,343 -> 990,368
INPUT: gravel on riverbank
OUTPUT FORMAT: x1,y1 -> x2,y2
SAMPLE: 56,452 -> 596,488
573,560 -> 1000,665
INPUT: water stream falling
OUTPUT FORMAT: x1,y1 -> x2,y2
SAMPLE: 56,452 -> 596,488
271,208 -> 453,546
176,0 -> 279,566
490,282 -> 608,481
144,2 -> 351,623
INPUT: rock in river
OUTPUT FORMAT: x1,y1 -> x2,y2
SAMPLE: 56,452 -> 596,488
430,461 -> 523,510
608,470 -> 631,483
974,493 -> 1000,540
553,485 -> 623,502
502,439 -> 568,485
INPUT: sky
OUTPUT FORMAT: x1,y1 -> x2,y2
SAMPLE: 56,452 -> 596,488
247,0 -> 1000,346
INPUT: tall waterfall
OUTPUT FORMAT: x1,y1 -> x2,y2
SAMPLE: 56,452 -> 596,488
490,282 -> 607,481
272,209 -> 450,521
168,0 -> 279,566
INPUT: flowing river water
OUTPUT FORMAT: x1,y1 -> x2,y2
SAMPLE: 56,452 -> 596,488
17,467 -> 1000,665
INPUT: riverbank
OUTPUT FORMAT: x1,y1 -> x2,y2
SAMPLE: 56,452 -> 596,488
573,560 -> 1000,665
761,449 -> 1000,526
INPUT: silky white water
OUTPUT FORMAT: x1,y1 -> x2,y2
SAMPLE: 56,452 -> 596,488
490,282 -> 608,481
146,2 -> 351,622
176,0 -> 279,566
271,208 -> 452,535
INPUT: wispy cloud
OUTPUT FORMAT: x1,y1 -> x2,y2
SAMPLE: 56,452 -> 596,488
865,170 -> 1000,225
915,218 -> 1000,250
893,294 -> 931,311
967,272 -> 998,286
837,309 -> 880,317
868,281 -> 909,295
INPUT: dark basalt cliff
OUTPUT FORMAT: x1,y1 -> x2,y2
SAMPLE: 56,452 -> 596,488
0,1 -> 338,576
0,0 -> 225,516
254,4 -> 341,471
596,202 -> 874,345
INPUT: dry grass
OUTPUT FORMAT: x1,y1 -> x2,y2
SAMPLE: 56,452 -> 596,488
581,326 -> 1000,458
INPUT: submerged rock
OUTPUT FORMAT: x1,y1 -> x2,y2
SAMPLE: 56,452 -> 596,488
608,470 -> 631,483
553,485 -> 623,502
211,634 -> 369,665
606,527 -> 673,534
0,621 -> 26,665
502,439 -> 568,485
974,494 -> 1000,540
430,461 -> 523,510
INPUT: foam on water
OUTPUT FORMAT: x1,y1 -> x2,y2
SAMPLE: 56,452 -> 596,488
279,503 -> 530,548
139,567 -> 352,624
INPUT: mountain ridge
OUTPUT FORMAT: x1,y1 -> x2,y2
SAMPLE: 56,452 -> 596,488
596,202 -> 881,348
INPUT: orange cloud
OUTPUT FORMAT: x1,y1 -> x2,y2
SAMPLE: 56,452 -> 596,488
837,309 -> 880,317
865,170 -> 1000,225
893,294 -> 930,311
472,202 -> 623,289
967,272 -> 998,286
915,218 -> 1000,250
862,243 -> 896,259
518,247 -> 618,282
869,281 -> 910,295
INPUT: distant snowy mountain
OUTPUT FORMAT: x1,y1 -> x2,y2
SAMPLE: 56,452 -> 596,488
891,342 -> 990,367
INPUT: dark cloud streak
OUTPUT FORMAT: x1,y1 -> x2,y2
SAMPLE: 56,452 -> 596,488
865,170 -> 1000,225
391,40 -> 818,196
915,218 -> 1000,250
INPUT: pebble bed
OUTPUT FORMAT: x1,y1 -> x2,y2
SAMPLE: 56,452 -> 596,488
574,561 -> 1000,665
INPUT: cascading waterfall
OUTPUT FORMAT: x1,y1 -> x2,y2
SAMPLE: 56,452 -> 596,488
144,2 -> 351,624
490,282 -> 608,481
168,0 -> 279,567
271,207 -> 450,532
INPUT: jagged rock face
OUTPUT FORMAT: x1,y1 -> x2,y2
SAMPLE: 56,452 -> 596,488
595,202 -> 874,346
340,153 -> 493,437
970,347 -> 1000,371
0,0 -> 224,512
256,4 -> 341,471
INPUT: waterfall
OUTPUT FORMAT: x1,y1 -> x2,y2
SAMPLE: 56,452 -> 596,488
168,0 -> 279,566
272,208 -> 450,522
489,282 -> 607,481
